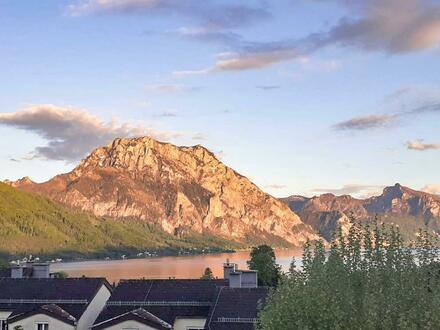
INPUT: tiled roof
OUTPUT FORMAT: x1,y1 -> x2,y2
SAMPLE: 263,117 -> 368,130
0,268 -> 10,278
96,305 -> 211,325
4,303 -> 88,321
93,308 -> 172,330
204,287 -> 269,330
8,304 -> 77,325
109,279 -> 228,302
95,279 -> 228,326
0,278 -> 111,322
0,278 -> 110,301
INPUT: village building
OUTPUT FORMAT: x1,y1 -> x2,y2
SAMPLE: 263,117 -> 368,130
0,277 -> 112,330
0,260 -> 268,330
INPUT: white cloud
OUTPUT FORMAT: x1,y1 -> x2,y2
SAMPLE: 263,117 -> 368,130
407,140 -> 440,151
67,0 -> 271,29
176,0 -> 440,73
313,184 -> 384,197
144,84 -> 202,93
333,114 -> 397,131
422,184 -> 440,195
192,133 -> 206,141
0,104 -> 182,161
266,184 -> 288,190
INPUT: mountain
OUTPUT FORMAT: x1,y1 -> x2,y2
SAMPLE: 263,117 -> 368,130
282,184 -> 440,240
12,137 -> 318,247
0,182 -> 241,259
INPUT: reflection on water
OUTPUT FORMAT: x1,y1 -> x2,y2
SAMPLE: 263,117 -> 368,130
52,249 -> 303,282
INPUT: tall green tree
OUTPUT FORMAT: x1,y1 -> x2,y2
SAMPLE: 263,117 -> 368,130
247,245 -> 281,287
258,221 -> 440,330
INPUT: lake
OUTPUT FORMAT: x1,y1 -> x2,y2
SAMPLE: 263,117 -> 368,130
51,249 -> 303,282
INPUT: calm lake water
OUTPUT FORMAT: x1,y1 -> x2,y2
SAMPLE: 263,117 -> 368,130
52,249 -> 303,282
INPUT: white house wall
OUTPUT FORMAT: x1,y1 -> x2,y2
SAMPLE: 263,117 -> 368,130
0,311 -> 12,320
0,311 -> 12,327
174,317 -> 206,330
77,284 -> 112,330
101,319 -> 158,330
8,314 -> 75,330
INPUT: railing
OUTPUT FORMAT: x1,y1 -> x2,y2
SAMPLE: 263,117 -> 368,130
106,301 -> 212,307
216,317 -> 258,323
0,299 -> 88,304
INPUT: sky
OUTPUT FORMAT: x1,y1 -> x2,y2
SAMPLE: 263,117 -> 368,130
0,0 -> 440,198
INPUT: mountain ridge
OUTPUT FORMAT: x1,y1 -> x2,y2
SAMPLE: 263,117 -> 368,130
11,136 -> 319,247
281,183 -> 440,240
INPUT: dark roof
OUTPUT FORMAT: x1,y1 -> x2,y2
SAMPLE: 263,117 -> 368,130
93,308 -> 172,330
96,305 -> 211,326
0,277 -> 111,301
5,303 -> 89,322
95,279 -> 228,326
204,287 -> 269,330
9,304 -> 77,325
109,279 -> 228,302
0,278 -> 112,322
0,268 -> 10,278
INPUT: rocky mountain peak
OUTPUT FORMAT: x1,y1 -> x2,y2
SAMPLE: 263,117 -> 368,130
381,183 -> 405,199
13,136 -> 319,246
4,176 -> 35,187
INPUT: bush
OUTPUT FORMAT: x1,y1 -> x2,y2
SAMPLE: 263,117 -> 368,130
259,221 -> 440,330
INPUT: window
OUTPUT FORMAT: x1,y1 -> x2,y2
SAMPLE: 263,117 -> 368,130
36,323 -> 48,330
0,319 -> 7,330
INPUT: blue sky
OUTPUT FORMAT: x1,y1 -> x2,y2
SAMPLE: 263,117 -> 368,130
1,0 -> 440,198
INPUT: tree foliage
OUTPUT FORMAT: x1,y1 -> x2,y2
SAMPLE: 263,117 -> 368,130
259,221 -> 440,329
200,267 -> 215,280
248,244 -> 281,287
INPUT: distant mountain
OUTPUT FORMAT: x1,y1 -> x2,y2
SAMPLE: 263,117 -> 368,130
12,137 -> 318,247
0,182 -> 240,259
282,184 -> 440,240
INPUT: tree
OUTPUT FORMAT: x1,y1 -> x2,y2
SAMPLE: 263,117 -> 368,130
258,221 -> 440,330
52,271 -> 69,279
200,267 -> 214,280
247,245 -> 281,287
0,258 -> 8,269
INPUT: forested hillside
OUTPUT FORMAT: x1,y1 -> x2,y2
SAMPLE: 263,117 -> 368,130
0,183 -> 240,260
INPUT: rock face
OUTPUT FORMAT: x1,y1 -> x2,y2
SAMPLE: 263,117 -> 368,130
13,137 -> 319,246
281,194 -> 364,240
365,184 -> 440,219
282,184 -> 440,240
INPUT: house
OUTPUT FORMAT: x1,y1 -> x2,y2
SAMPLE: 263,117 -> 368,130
92,279 -> 228,330
10,262 -> 51,279
0,277 -> 112,330
223,260 -> 258,288
92,260 -> 268,330
1,262 -> 58,279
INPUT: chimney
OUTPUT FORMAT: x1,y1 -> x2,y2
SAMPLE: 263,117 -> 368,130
32,263 -> 50,278
223,259 -> 236,280
11,266 -> 23,279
